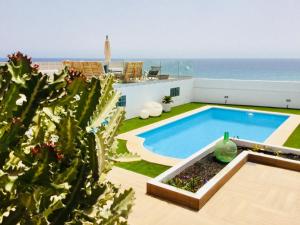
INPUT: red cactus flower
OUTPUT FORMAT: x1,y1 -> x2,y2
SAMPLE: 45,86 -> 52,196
31,145 -> 41,155
65,68 -> 86,84
32,64 -> 39,71
47,141 -> 56,148
8,52 -> 32,65
42,141 -> 56,152
56,153 -> 64,160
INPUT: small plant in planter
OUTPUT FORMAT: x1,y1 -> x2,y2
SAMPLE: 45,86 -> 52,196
162,96 -> 173,112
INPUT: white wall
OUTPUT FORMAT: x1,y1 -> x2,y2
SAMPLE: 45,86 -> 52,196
193,78 -> 300,109
115,77 -> 300,119
114,78 -> 194,119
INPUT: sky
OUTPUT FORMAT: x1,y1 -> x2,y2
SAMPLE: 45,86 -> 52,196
0,0 -> 300,59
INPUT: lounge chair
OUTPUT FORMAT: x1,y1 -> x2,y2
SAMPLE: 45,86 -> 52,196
122,62 -> 144,83
147,66 -> 161,79
62,61 -> 105,79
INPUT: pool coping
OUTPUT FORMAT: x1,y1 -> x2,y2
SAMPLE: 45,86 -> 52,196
117,105 -> 300,166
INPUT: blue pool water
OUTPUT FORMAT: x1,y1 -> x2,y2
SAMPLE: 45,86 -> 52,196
138,108 -> 289,159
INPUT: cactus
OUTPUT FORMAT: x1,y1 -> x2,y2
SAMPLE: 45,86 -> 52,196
0,52 -> 133,224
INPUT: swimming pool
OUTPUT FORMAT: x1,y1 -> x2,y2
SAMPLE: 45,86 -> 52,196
138,108 -> 289,159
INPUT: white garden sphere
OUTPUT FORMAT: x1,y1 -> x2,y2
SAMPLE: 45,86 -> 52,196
148,107 -> 162,117
144,101 -> 163,117
140,109 -> 150,119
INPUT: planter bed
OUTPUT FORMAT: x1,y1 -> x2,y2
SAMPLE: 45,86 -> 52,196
146,138 -> 300,210
166,146 -> 300,193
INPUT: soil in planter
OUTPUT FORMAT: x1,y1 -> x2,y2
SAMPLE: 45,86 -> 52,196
166,147 -> 300,193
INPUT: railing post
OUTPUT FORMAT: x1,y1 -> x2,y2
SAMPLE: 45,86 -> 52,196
160,60 -> 162,75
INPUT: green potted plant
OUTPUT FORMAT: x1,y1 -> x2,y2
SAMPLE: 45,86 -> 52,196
162,96 -> 173,112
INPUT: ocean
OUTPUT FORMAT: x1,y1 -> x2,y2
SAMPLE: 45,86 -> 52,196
1,58 -> 300,81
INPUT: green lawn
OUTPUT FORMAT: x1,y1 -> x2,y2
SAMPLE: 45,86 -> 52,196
119,102 -> 207,133
218,103 -> 300,116
116,102 -> 300,178
115,139 -> 128,154
114,139 -> 171,177
115,160 -> 170,178
284,124 -> 300,149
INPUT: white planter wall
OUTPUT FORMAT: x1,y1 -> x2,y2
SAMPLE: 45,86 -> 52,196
114,77 -> 300,119
114,78 -> 194,119
193,78 -> 300,109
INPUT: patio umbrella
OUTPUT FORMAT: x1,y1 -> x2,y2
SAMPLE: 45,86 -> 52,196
104,35 -> 111,69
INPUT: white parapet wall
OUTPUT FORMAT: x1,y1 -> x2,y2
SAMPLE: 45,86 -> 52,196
114,77 -> 300,119
193,78 -> 300,109
114,77 -> 194,119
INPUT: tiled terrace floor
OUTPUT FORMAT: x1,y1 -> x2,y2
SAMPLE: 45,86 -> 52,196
108,164 -> 300,225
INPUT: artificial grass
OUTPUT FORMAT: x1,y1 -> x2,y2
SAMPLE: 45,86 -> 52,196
119,102 -> 206,133
115,160 -> 170,178
217,103 -> 300,116
115,139 -> 128,154
284,124 -> 300,149
119,102 -> 300,134
114,139 -> 170,177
